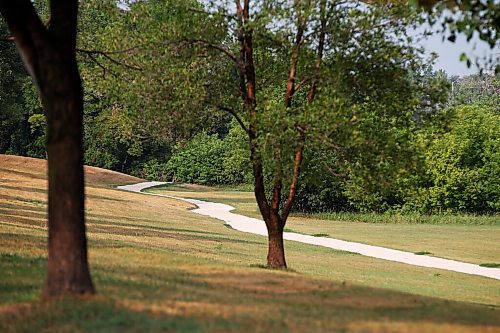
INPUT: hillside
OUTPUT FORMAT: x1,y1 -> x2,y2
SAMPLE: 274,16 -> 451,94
0,155 -> 499,332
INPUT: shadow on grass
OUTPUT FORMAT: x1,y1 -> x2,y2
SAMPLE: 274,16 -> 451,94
0,298 -> 238,333
1,252 -> 499,332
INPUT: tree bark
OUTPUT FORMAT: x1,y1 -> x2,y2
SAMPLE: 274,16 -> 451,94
0,0 -> 95,298
266,214 -> 286,268
42,50 -> 95,298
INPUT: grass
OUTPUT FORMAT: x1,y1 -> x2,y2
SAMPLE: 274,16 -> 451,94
1,155 -> 500,332
414,251 -> 433,256
312,233 -> 330,237
479,263 -> 500,268
149,183 -> 500,266
301,211 -> 500,226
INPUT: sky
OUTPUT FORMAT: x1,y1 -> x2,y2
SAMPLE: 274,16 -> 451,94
414,8 -> 499,77
420,30 -> 498,77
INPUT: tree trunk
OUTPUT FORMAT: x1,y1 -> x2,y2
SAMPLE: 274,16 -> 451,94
41,49 -> 95,298
1,0 -> 95,299
266,215 -> 286,268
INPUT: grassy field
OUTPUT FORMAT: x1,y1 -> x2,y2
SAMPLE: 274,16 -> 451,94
1,155 -> 499,332
150,185 -> 500,266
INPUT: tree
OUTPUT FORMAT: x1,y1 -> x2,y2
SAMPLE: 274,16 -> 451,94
0,1 -> 94,297
80,0 -> 435,267
191,0 -> 425,268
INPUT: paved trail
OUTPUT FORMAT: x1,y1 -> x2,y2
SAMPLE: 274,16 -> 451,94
118,181 -> 500,280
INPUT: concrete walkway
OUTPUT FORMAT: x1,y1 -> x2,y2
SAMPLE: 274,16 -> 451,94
117,181 -> 500,280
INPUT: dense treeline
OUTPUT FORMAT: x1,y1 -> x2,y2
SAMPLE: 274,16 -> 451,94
164,79 -> 499,214
1,5 -> 498,215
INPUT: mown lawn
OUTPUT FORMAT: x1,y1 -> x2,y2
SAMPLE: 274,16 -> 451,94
150,185 -> 500,266
1,155 -> 499,332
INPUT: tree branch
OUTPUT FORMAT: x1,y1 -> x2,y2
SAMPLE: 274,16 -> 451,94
271,147 -> 283,215
182,38 -> 240,65
76,48 -> 142,71
308,0 -> 327,102
217,105 -> 248,133
83,52 -> 118,79
293,76 -> 313,95
281,132 -> 305,223
0,0 -> 48,87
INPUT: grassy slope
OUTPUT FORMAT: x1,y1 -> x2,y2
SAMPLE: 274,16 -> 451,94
0,155 -> 499,332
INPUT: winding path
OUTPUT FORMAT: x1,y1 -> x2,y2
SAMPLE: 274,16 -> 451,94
118,181 -> 500,280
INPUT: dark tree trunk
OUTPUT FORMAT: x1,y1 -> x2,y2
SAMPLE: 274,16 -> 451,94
0,0 -> 95,298
41,52 -> 95,298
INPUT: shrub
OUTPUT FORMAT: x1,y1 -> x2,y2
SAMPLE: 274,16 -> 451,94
417,105 -> 500,213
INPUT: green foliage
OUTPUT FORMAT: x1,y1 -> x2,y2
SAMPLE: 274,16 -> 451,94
418,0 -> 500,72
167,133 -> 227,185
83,98 -> 173,177
167,122 -> 251,185
413,105 -> 500,213
302,211 -> 499,226
450,74 -> 499,109
81,0 -> 227,142
140,158 -> 171,181
0,18 -> 45,158
0,20 -> 27,154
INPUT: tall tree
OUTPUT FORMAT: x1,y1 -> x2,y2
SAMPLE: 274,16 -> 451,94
193,0 -> 424,268
0,1 -> 94,297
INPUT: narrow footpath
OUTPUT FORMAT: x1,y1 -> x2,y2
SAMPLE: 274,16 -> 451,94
118,181 -> 500,280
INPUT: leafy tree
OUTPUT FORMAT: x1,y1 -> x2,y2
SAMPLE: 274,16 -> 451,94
451,74 -> 499,108
81,0 -> 228,142
163,0 -> 428,267
416,0 -> 499,72
0,0 -> 94,297
416,105 -> 499,213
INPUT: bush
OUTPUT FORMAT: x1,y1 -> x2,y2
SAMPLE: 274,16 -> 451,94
166,122 -> 251,185
415,105 -> 500,213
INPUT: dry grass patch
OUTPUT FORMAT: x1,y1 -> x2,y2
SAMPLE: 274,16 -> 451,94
347,321 -> 500,333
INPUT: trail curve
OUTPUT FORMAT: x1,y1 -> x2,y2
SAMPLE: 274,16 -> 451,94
117,181 -> 500,280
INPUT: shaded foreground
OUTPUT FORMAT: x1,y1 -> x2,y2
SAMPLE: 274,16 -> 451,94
1,155 -> 499,332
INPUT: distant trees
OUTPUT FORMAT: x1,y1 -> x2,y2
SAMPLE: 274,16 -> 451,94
0,0 -> 94,297
167,121 -> 251,185
0,20 -> 29,155
419,105 -> 499,213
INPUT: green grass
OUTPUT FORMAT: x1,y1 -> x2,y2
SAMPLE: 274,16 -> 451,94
479,263 -> 500,268
414,251 -> 433,256
1,157 -> 500,332
149,183 -> 500,266
301,211 -> 500,226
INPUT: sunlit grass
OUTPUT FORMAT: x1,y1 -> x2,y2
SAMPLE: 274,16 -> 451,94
150,183 -> 500,265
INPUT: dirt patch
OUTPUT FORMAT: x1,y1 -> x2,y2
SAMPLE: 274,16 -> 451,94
176,183 -> 215,191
